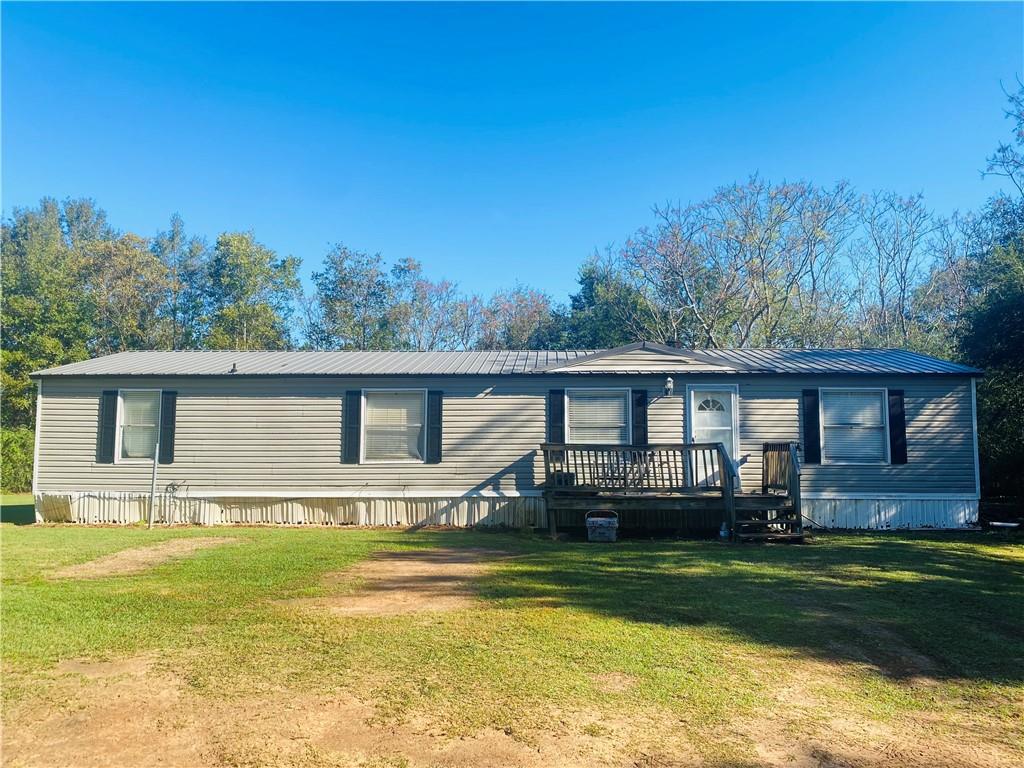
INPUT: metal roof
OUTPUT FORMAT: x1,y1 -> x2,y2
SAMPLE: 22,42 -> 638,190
32,345 -> 980,377
659,347 -> 980,375
31,350 -> 598,377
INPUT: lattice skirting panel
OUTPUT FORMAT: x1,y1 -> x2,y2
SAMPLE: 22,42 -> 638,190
802,496 -> 978,529
34,492 -> 545,528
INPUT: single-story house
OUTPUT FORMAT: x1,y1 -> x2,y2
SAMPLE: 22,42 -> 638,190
30,342 -> 982,531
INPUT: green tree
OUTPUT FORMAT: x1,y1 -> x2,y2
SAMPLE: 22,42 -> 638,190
957,240 -> 1024,496
1,199 -> 105,429
89,234 -> 170,355
204,232 -> 300,350
1,427 -> 34,491
561,256 -> 662,348
307,244 -> 396,350
152,215 -> 208,349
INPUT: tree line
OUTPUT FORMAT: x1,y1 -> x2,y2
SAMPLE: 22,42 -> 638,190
2,86 -> 1022,496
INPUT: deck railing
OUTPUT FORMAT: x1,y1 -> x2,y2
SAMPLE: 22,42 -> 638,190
540,441 -> 802,540
541,442 -> 737,493
761,442 -> 800,494
761,441 -> 803,534
541,442 -> 740,537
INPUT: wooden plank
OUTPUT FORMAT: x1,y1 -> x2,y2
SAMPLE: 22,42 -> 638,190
720,443 -> 736,537
789,442 -> 803,535
551,506 -> 726,532
545,498 -> 727,512
545,492 -> 559,540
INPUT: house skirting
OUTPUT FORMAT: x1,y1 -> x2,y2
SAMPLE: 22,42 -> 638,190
802,495 -> 978,529
34,491 -> 544,528
33,491 -> 978,530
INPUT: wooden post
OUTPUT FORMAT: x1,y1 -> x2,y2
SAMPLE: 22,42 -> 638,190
789,442 -> 802,534
147,441 -> 160,530
719,443 -> 736,539
542,444 -> 558,540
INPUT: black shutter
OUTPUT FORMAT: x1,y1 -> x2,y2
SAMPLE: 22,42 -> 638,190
426,390 -> 443,464
158,391 -> 177,464
342,390 -> 361,464
888,389 -> 907,465
547,389 -> 565,443
96,390 -> 118,464
631,389 -> 648,445
801,389 -> 821,464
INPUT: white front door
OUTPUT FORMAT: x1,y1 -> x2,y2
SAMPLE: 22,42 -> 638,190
689,387 -> 738,485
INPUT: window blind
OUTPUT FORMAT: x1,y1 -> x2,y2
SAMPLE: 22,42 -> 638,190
821,390 -> 886,463
364,391 -> 425,461
568,390 -> 629,444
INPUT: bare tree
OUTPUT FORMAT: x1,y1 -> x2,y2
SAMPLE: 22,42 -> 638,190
851,192 -> 935,347
477,286 -> 556,349
448,295 -> 485,351
983,80 -> 1024,197
620,177 -> 857,348
388,258 -> 486,351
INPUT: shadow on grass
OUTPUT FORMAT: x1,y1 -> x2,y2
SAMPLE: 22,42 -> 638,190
468,531 -> 1024,686
1,500 -> 36,526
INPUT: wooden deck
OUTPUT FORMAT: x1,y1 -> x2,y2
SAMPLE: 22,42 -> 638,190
541,442 -> 803,541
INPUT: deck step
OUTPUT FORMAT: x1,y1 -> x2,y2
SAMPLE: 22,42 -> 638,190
735,518 -> 800,526
735,496 -> 790,508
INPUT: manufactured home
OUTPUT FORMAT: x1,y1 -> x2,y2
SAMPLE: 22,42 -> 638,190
30,343 -> 982,533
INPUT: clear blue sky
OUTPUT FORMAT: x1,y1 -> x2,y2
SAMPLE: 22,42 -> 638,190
3,2 -> 1021,301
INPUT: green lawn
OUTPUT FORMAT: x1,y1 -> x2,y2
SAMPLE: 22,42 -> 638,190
2,524 -> 1022,767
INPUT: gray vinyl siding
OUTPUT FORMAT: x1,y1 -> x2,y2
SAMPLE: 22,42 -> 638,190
35,373 -> 976,497
735,376 -> 977,495
35,375 -> 684,495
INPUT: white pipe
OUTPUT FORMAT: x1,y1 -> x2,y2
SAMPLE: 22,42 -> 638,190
147,441 -> 159,529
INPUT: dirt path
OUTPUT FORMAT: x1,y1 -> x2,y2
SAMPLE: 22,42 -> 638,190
5,653 -> 1019,768
50,537 -> 235,579
287,546 -> 513,616
1,655 -> 695,768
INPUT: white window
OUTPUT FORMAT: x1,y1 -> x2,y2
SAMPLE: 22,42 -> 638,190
820,389 -> 888,464
362,390 -> 426,462
567,389 -> 630,444
118,390 -> 161,461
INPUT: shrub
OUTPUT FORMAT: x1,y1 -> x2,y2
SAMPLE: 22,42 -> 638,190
1,426 -> 34,492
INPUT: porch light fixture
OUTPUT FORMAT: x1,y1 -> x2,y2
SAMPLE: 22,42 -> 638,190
664,376 -> 674,397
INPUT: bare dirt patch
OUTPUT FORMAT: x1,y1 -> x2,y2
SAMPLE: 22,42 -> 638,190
591,671 -> 638,694
287,547 -> 513,617
50,537 -> 236,580
733,657 -> 1022,768
2,655 -> 696,768
55,655 -> 155,679
3,655 -> 207,768
3,653 -> 1020,768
